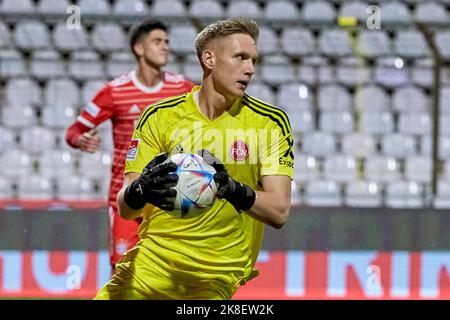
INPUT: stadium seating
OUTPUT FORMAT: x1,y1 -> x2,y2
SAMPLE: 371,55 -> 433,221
41,105 -> 77,129
53,22 -> 89,52
55,176 -> 98,201
38,150 -> 77,179
226,0 -> 262,20
1,105 -> 37,128
0,149 -> 34,179
293,155 -> 320,184
1,0 -> 450,207
0,127 -> 16,156
78,151 -> 112,180
345,180 -> 383,208
182,54 -> 203,84
112,0 -> 149,16
16,175 -> 53,200
394,30 -> 429,59
301,0 -> 334,23
5,77 -> 42,106
189,0 -> 224,19
169,24 -> 197,54
44,78 -> 80,107
415,2 -> 449,24
323,154 -> 358,183
0,176 -> 13,199
68,51 -> 105,80
382,133 -> 418,158
359,30 -> 391,58
14,20 -> 51,50
0,0 -> 35,14
78,0 -> 110,15
37,0 -> 69,14
434,180 -> 450,208
385,181 -> 424,208
0,50 -> 27,78
265,0 -> 300,21
304,179 -> 343,206
30,50 -> 66,80
360,111 -> 394,135
106,52 -> 136,79
365,155 -> 401,183
339,0 -> 369,22
91,23 -> 127,53
20,126 -> 57,155
381,1 -> 412,23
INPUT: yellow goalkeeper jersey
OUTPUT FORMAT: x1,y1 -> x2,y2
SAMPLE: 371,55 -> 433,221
104,86 -> 294,299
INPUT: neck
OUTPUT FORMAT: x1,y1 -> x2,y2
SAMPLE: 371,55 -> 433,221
135,61 -> 162,87
197,79 -> 237,121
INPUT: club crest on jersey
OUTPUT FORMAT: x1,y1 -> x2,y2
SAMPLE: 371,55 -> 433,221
230,140 -> 249,161
127,139 -> 140,161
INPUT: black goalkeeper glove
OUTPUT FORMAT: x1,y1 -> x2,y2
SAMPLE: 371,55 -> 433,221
198,149 -> 256,213
124,153 -> 178,211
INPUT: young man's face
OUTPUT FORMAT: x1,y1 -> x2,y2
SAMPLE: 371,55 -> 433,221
135,29 -> 170,68
211,33 -> 258,100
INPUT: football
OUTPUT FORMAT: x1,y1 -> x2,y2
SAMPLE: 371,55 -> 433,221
167,153 -> 218,218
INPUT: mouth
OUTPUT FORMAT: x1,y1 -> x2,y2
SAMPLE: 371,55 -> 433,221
236,80 -> 249,89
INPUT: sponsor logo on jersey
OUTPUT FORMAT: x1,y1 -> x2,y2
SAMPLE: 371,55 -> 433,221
128,104 -> 141,114
85,101 -> 100,117
126,139 -> 140,161
230,140 -> 249,161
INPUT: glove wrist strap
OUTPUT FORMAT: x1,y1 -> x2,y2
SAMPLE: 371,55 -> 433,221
229,182 -> 256,212
124,181 -> 147,210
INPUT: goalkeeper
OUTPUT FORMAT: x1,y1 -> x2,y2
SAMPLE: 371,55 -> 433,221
95,17 -> 294,300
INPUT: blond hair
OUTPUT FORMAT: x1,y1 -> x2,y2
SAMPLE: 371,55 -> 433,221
194,17 -> 259,60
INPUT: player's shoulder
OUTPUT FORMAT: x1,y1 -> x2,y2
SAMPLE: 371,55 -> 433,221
163,71 -> 190,84
107,72 -> 134,88
242,93 -> 291,129
242,93 -> 286,114
135,93 -> 187,131
141,93 -> 188,117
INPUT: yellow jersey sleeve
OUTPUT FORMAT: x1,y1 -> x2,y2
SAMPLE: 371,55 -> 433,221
125,105 -> 164,174
259,117 -> 294,179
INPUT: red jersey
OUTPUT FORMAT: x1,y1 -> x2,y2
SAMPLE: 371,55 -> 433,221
66,71 -> 195,209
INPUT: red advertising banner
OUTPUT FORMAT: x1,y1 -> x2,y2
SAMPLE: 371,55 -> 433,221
1,250 -> 449,299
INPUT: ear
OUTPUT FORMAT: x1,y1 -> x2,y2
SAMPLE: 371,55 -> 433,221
133,42 -> 144,58
201,49 -> 215,70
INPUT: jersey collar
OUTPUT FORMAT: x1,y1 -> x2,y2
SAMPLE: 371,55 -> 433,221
130,70 -> 164,93
188,86 -> 242,120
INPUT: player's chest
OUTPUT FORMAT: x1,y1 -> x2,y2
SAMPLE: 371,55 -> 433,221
165,118 -> 268,171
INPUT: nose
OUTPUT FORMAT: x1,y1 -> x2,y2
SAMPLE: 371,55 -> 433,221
162,41 -> 169,52
244,60 -> 255,77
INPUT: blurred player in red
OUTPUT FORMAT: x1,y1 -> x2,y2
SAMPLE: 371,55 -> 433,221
66,20 -> 195,269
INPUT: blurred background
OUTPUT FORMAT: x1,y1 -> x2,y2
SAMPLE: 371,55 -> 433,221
0,0 -> 449,299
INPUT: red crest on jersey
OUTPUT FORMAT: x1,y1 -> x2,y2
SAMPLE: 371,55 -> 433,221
230,140 -> 249,161
127,139 -> 140,161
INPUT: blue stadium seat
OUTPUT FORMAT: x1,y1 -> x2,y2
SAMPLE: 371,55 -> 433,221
78,0 -> 111,15
189,0 -> 224,19
346,180 -> 383,208
226,0 -> 262,19
151,0 -> 187,17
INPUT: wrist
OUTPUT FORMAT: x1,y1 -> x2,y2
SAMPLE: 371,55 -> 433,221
123,180 -> 147,210
228,180 -> 256,212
